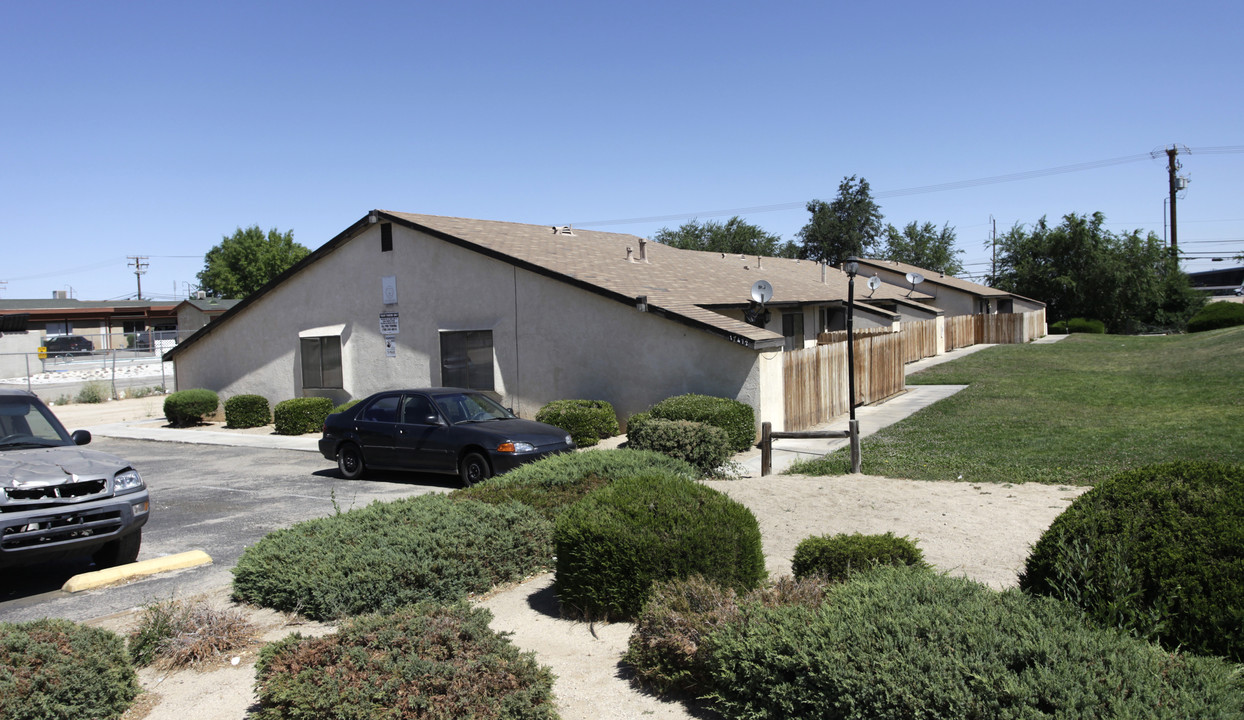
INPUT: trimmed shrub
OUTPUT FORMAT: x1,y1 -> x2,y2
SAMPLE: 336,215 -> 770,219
625,410 -> 652,435
272,397 -> 333,435
706,567 -> 1244,720
224,394 -> 270,428
253,602 -> 557,720
454,448 -> 697,522
232,494 -> 552,620
535,399 -> 619,447
1187,300 -> 1244,332
1049,320 -> 1069,334
625,575 -> 830,698
649,393 -> 756,452
791,532 -> 927,582
0,618 -> 138,720
1019,461 -> 1244,661
553,472 -> 765,621
331,398 -> 362,415
1066,317 -> 1106,334
628,418 -> 732,475
163,388 -> 219,426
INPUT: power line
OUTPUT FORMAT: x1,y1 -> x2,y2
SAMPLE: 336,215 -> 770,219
573,146 -> 1244,229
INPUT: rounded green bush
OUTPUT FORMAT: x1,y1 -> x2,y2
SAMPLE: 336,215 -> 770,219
535,399 -> 619,447
454,448 -> 697,522
627,418 -> 732,475
791,532 -> 927,582
625,410 -> 652,435
707,567 -> 1244,719
1187,301 -> 1244,333
553,472 -> 765,621
232,494 -> 552,620
649,394 -> 756,452
0,618 -> 138,720
1065,317 -> 1106,334
163,388 -> 219,426
254,602 -> 557,720
331,398 -> 362,415
1019,461 -> 1244,661
224,394 -> 271,428
272,397 -> 334,435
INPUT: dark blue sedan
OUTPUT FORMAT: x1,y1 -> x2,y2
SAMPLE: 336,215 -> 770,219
319,388 -> 575,486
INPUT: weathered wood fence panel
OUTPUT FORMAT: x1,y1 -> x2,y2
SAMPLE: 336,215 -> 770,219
788,311 -> 1045,431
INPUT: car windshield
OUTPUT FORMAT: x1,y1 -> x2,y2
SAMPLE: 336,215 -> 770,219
433,392 -> 514,425
0,396 -> 73,449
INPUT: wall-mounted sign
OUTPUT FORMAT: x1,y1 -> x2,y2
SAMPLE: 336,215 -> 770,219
382,276 -> 398,305
385,335 -> 397,357
379,312 -> 399,335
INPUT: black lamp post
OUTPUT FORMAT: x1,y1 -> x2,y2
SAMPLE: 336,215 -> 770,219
843,256 -> 861,472
844,257 -> 859,421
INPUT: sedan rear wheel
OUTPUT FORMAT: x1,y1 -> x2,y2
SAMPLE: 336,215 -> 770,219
459,452 -> 491,487
338,443 -> 366,480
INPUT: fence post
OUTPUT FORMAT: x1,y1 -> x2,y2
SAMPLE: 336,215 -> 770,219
849,419 -> 861,474
760,421 -> 772,477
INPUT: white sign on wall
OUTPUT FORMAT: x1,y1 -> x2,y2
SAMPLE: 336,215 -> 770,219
379,312 -> 399,335
385,335 -> 397,357
382,276 -> 398,305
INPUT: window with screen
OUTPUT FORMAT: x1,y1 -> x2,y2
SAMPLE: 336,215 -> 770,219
300,336 -> 343,389
439,330 -> 493,390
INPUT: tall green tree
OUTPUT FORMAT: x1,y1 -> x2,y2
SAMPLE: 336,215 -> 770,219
652,216 -> 798,257
796,175 -> 884,265
881,221 -> 965,275
197,226 -> 310,299
990,212 -> 1204,333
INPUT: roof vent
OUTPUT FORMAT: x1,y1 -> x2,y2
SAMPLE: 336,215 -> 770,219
626,246 -> 635,263
195,290 -> 207,299
551,225 -> 575,236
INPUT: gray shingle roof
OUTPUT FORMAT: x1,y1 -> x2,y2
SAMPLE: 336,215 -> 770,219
855,258 -> 1011,298
385,212 -> 933,348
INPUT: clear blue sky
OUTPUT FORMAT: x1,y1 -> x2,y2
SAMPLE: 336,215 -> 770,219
3,0 -> 1241,301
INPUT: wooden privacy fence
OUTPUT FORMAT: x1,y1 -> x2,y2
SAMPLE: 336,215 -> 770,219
946,309 -> 1047,350
783,332 -> 905,431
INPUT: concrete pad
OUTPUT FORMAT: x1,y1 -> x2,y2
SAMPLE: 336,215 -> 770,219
62,550 -> 213,593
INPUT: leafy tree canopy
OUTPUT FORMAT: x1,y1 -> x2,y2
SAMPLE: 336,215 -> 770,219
652,216 -> 798,257
197,225 -> 310,299
881,221 -> 965,276
990,212 -> 1204,333
796,175 -> 884,265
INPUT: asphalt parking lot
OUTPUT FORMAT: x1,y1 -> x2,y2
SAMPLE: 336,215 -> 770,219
0,438 -> 451,624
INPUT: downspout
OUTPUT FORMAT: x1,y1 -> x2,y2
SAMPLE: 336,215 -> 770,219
513,266 -> 521,415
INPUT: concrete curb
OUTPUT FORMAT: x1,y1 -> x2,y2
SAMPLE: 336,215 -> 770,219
62,550 -> 213,593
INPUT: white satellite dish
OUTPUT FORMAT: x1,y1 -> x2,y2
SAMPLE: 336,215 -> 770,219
867,275 -> 882,291
905,272 -> 925,285
750,279 -> 774,304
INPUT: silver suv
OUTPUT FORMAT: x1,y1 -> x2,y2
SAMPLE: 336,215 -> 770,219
0,389 -> 149,569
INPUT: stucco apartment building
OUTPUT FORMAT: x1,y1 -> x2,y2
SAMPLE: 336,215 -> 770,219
166,211 -> 1038,432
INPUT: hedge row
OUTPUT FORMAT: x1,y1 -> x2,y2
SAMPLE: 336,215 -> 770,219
648,394 -> 756,452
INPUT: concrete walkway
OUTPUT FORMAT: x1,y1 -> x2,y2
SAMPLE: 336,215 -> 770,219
88,418 -> 322,452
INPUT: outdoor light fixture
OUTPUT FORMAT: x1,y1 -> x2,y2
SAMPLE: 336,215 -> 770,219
844,256 -> 861,473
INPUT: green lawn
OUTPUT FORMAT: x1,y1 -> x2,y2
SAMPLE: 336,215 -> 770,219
788,326 -> 1244,485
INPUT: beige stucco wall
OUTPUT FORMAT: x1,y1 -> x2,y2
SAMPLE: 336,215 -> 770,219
173,222 -> 770,431
868,267 -> 983,317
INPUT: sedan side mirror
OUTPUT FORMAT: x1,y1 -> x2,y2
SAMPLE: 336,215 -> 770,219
71,429 -> 92,445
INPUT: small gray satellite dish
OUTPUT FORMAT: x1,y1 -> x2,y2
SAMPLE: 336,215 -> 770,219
867,275 -> 882,291
905,272 -> 925,285
750,279 -> 774,304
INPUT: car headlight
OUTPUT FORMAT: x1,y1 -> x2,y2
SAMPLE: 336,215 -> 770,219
114,469 -> 144,492
565,434 -> 573,445
497,441 -> 536,453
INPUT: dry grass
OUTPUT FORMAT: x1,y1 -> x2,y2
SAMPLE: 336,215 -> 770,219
127,596 -> 259,670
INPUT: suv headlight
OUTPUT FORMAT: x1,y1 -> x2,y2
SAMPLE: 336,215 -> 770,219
114,469 -> 144,492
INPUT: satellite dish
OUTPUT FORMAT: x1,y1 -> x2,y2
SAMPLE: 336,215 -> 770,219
905,272 -> 925,285
750,280 -> 774,304
867,276 -> 882,291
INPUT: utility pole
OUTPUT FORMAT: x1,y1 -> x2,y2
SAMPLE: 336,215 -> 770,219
990,215 -> 997,281
1166,146 -> 1180,256
128,256 -> 149,300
